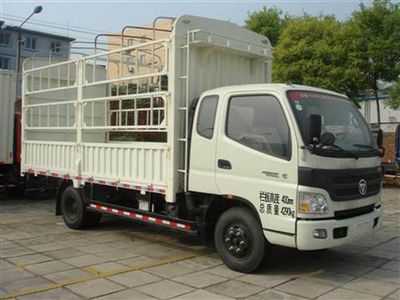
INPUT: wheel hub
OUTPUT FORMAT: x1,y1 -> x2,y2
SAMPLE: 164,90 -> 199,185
65,197 -> 78,221
224,226 -> 249,258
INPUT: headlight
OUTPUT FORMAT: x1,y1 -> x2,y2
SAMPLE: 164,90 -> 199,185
299,192 -> 329,215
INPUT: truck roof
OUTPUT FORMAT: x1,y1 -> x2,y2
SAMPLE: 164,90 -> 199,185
202,83 -> 347,99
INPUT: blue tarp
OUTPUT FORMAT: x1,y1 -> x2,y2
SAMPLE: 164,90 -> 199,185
396,124 -> 400,164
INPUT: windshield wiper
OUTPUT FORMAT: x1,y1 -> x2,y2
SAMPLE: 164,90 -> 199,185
324,144 -> 359,160
353,144 -> 380,155
303,144 -> 359,159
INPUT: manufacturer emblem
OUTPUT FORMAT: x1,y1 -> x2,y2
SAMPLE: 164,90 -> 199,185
359,179 -> 367,195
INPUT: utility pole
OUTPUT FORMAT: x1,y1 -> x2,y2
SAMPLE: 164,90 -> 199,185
15,5 -> 43,95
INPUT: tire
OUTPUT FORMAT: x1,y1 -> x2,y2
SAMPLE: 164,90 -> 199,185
61,186 -> 101,229
214,207 -> 266,273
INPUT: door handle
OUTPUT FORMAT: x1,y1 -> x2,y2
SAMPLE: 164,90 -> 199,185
218,159 -> 232,170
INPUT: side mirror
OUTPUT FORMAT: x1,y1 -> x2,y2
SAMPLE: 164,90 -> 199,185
379,147 -> 385,158
320,132 -> 336,146
309,114 -> 322,144
376,129 -> 383,148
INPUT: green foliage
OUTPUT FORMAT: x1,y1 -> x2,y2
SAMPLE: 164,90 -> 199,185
245,7 -> 288,47
346,0 -> 400,114
273,15 -> 359,95
245,0 -> 400,109
348,0 -> 400,88
387,82 -> 400,109
111,83 -> 137,96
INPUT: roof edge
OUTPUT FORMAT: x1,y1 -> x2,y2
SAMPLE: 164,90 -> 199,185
2,25 -> 75,41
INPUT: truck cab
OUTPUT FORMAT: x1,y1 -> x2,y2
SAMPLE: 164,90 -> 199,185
189,84 -> 382,271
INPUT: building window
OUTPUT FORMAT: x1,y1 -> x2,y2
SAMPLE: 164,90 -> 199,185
139,54 -> 146,65
24,37 -> 37,50
127,39 -> 134,46
0,33 -> 11,45
127,56 -> 135,73
50,41 -> 61,53
0,57 -> 10,69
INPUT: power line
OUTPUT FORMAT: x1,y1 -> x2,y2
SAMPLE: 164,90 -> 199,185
1,13 -> 132,54
2,17 -> 122,46
1,17 -> 104,42
2,13 -> 108,34
1,16 -> 130,47
1,16 -> 99,36
2,25 -> 93,41
1,20 -> 97,42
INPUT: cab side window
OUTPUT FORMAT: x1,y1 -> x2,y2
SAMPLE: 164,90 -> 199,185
197,95 -> 219,139
226,95 -> 291,160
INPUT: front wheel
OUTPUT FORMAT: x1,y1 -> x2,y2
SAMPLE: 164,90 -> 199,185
214,207 -> 266,273
61,186 -> 101,229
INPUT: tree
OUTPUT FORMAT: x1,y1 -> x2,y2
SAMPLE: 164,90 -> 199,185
272,15 -> 360,95
387,81 -> 400,110
342,0 -> 400,123
245,7 -> 288,47
246,0 -> 400,116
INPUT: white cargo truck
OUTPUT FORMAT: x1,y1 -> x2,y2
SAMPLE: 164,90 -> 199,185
1,70 -> 16,165
0,69 -> 18,188
22,15 -> 383,272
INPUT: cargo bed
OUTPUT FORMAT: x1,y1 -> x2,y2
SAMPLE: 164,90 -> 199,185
22,15 -> 272,202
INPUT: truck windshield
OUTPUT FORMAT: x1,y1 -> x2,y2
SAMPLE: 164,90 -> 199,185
287,90 -> 378,157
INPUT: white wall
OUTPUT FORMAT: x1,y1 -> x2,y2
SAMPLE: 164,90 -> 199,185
360,100 -> 400,132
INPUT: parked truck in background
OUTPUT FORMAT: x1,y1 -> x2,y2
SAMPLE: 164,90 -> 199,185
21,15 -> 383,272
360,99 -> 400,177
1,69 -> 55,195
0,69 -> 20,189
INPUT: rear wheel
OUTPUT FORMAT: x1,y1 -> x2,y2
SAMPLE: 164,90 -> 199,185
214,207 -> 266,273
61,186 -> 101,229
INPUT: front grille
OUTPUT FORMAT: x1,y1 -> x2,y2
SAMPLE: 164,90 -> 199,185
334,204 -> 375,219
299,166 -> 382,202
332,171 -> 381,201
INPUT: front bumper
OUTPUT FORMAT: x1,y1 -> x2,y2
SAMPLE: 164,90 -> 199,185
296,205 -> 383,250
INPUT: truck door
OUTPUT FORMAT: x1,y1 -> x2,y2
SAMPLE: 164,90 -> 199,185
188,95 -> 219,194
215,93 -> 298,245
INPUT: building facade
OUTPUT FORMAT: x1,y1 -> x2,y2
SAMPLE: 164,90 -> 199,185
107,19 -> 173,79
0,24 -> 74,71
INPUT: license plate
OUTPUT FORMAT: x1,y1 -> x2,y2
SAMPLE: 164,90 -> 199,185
354,220 -> 371,237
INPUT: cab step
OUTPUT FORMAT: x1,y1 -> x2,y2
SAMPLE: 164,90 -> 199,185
86,201 -> 198,236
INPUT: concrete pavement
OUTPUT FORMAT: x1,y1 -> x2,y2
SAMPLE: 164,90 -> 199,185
0,188 -> 399,299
